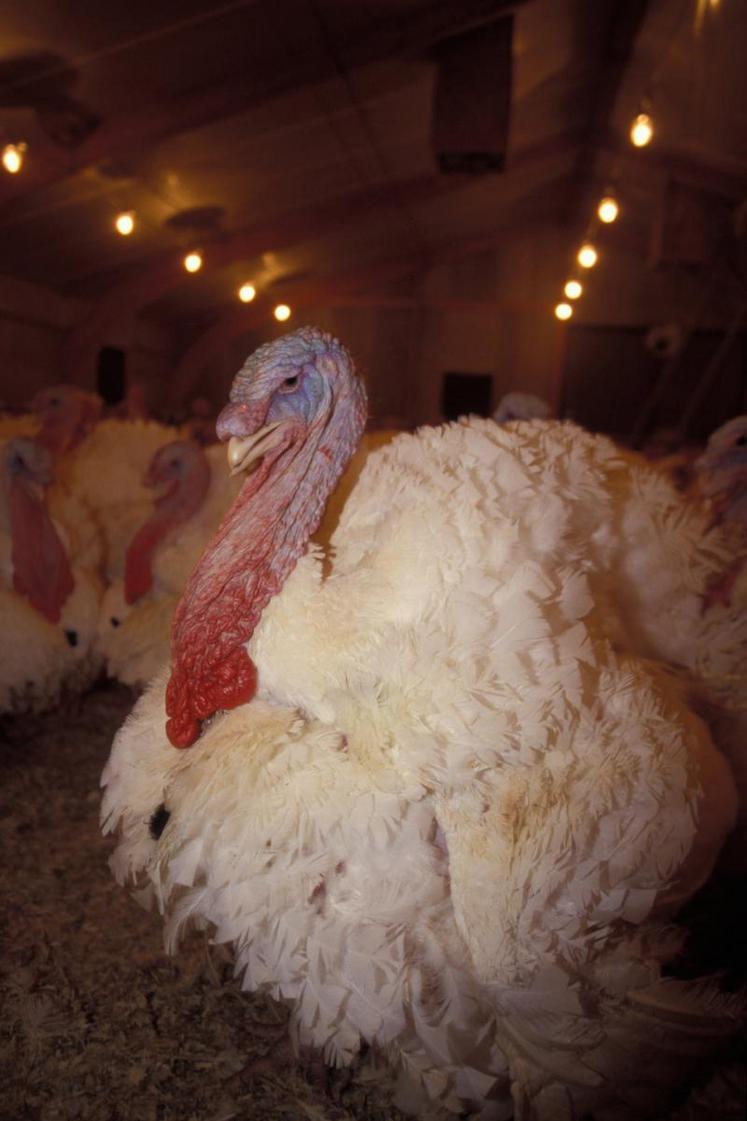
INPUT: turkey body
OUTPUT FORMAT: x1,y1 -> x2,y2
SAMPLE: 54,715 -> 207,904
55,417 -> 183,581
102,331 -> 743,1119
0,437 -> 104,713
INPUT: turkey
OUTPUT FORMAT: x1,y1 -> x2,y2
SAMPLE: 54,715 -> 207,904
102,328 -> 743,1120
312,426 -> 400,553
694,414 -> 747,610
98,439 -> 243,688
492,390 -> 551,424
32,383 -> 183,581
1,436 -> 103,713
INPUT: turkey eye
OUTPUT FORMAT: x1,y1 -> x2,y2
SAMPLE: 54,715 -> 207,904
736,434 -> 747,447
279,375 -> 299,393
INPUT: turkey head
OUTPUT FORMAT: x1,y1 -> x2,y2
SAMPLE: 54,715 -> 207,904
124,440 -> 211,606
165,328 -> 367,748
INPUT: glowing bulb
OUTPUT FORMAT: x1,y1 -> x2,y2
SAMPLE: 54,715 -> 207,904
630,112 -> 653,147
597,196 -> 619,223
2,143 -> 25,174
577,243 -> 598,269
555,302 -> 573,321
274,303 -> 291,322
238,283 -> 256,303
564,280 -> 583,300
114,211 -> 135,236
183,251 -> 202,273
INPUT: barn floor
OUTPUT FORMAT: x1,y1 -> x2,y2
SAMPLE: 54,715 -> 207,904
1,685 -> 745,1121
0,684 -> 404,1121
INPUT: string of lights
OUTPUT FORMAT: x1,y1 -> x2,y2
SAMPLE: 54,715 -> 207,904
554,0 -> 723,323
1,144 -> 294,325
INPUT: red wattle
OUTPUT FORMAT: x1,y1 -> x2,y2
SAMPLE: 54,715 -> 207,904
10,477 -> 74,623
165,646 -> 258,747
124,520 -> 171,604
162,334 -> 368,749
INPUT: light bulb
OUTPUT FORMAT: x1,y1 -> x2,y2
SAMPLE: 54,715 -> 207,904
630,112 -> 653,148
238,283 -> 256,303
577,243 -> 598,269
564,280 -> 583,300
597,196 -> 619,223
2,143 -> 25,174
274,303 -> 291,322
555,302 -> 573,321
115,211 -> 135,236
183,251 -> 203,273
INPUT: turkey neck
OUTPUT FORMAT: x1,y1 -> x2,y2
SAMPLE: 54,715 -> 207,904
9,474 -> 74,623
165,396 -> 363,748
124,459 -> 211,605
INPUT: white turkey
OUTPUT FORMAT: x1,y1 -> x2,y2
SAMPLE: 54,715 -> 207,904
492,390 -> 551,424
102,328 -> 743,1120
32,383 -> 183,581
98,439 -> 244,688
1,436 -> 103,713
694,414 -> 747,611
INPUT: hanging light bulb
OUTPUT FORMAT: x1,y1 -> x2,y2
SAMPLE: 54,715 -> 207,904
2,142 -> 26,174
597,195 -> 619,224
238,283 -> 256,303
114,210 -> 135,236
630,112 -> 654,147
183,250 -> 203,273
274,303 -> 291,322
555,302 -> 573,321
577,243 -> 598,269
564,280 -> 583,300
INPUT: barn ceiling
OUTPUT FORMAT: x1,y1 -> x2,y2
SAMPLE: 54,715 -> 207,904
0,0 -> 744,353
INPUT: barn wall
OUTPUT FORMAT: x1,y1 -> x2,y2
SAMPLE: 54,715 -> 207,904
0,275 -> 174,411
294,225 -> 566,428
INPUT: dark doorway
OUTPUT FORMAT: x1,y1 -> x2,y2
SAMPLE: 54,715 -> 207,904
96,346 -> 127,406
441,371 -> 493,421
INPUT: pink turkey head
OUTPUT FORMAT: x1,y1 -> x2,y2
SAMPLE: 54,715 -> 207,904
5,437 -> 74,622
165,327 -> 367,748
33,384 -> 102,456
696,415 -> 747,526
124,440 -> 211,606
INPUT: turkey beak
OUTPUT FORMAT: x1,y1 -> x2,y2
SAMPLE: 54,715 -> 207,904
226,423 -> 284,476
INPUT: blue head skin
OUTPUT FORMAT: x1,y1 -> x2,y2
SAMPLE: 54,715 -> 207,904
216,328 -> 365,477
32,384 -> 102,456
5,437 -> 53,488
696,416 -> 747,526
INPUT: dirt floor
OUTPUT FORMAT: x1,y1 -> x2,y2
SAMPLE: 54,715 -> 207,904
1,684 -> 745,1121
0,684 -> 405,1121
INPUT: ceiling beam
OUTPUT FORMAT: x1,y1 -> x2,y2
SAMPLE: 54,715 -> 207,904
0,0 -> 524,212
62,130 -> 578,379
61,173 -> 458,378
172,257 -> 420,402
565,0 -> 651,234
603,139 -> 747,201
172,196 -> 572,406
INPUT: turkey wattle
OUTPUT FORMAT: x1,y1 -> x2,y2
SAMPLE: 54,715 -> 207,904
102,328 -> 743,1120
1,436 -> 103,712
98,439 -> 244,688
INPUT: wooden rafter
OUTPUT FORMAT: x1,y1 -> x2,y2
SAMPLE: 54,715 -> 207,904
565,0 -> 651,233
